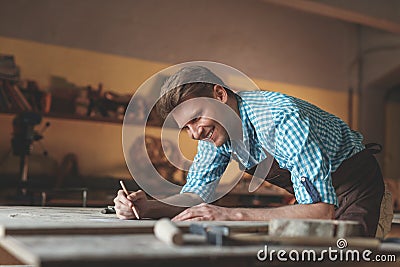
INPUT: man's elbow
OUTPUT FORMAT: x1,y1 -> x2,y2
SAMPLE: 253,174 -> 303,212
316,202 -> 335,219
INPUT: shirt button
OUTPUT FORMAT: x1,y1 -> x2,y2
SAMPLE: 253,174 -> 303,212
301,177 -> 306,182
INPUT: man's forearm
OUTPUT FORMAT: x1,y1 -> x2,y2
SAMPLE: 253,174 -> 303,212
233,202 -> 335,221
143,200 -> 185,219
143,193 -> 203,219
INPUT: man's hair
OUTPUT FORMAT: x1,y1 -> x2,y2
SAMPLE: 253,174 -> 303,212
156,66 -> 230,119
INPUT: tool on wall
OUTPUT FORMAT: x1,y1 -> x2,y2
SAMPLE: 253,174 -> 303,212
11,112 -> 50,195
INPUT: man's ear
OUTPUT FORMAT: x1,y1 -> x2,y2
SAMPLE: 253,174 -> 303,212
213,85 -> 228,103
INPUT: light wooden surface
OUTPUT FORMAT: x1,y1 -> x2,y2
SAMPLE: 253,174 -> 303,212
0,206 -> 399,267
388,213 -> 400,238
0,234 -> 262,267
2,234 -> 400,267
0,206 -> 156,236
0,206 -> 269,236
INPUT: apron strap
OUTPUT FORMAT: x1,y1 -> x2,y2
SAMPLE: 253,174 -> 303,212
365,143 -> 382,154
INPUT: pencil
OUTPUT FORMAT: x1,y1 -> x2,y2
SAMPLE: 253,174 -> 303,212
119,180 -> 140,219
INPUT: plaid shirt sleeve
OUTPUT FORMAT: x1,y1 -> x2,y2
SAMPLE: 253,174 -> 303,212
181,140 -> 230,202
274,108 -> 338,206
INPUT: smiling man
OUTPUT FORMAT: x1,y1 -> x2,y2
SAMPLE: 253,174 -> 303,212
114,65 -> 389,237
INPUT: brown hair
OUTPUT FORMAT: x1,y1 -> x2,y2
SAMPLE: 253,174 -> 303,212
155,66 -> 230,119
156,82 -> 215,119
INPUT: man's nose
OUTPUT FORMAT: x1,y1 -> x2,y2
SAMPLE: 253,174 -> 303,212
187,124 -> 202,140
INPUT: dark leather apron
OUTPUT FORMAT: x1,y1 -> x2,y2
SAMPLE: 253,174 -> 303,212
244,146 -> 384,237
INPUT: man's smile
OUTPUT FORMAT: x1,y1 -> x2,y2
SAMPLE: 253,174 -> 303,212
204,128 -> 214,141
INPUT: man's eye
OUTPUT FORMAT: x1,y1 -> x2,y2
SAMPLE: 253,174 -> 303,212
181,117 -> 200,130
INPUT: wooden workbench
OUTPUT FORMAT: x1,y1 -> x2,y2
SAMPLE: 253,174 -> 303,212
0,206 -> 269,236
0,206 -> 399,267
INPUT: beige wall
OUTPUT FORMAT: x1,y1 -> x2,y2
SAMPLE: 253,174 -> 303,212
0,37 -> 166,93
2,0 -> 397,180
0,0 -> 358,92
0,36 -> 353,177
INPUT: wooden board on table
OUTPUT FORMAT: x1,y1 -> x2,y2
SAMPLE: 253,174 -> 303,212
0,206 -> 269,236
1,233 -> 398,267
0,206 -> 157,236
393,213 -> 400,224
0,234 -> 262,267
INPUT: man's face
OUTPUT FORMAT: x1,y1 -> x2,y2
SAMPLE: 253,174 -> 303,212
171,98 -> 230,147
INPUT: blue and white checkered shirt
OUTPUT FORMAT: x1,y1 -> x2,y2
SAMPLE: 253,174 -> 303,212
181,90 -> 364,206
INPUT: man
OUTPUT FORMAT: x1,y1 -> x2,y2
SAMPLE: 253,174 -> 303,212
114,65 -> 387,237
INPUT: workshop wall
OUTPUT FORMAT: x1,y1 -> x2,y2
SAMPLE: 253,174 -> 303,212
357,28 -> 400,166
0,39 -> 351,177
384,89 -> 400,180
0,0 -> 358,92
0,0 -> 397,180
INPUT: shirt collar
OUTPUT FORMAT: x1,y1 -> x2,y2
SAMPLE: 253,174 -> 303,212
236,94 -> 251,146
228,94 -> 260,168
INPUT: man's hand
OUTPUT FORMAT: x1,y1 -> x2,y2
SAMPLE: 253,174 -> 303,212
113,190 -> 148,220
172,203 -> 243,221
172,202 -> 335,221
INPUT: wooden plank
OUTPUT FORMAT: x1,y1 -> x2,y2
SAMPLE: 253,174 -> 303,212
2,233 -> 399,267
1,221 -> 155,236
0,237 -> 38,266
393,213 -> 400,224
225,234 -> 380,249
0,220 -> 269,236
269,219 -> 363,238
0,244 -> 24,265
388,213 -> 400,238
0,234 -> 262,267
0,207 -> 399,267
0,206 -> 157,236
0,206 -> 269,236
